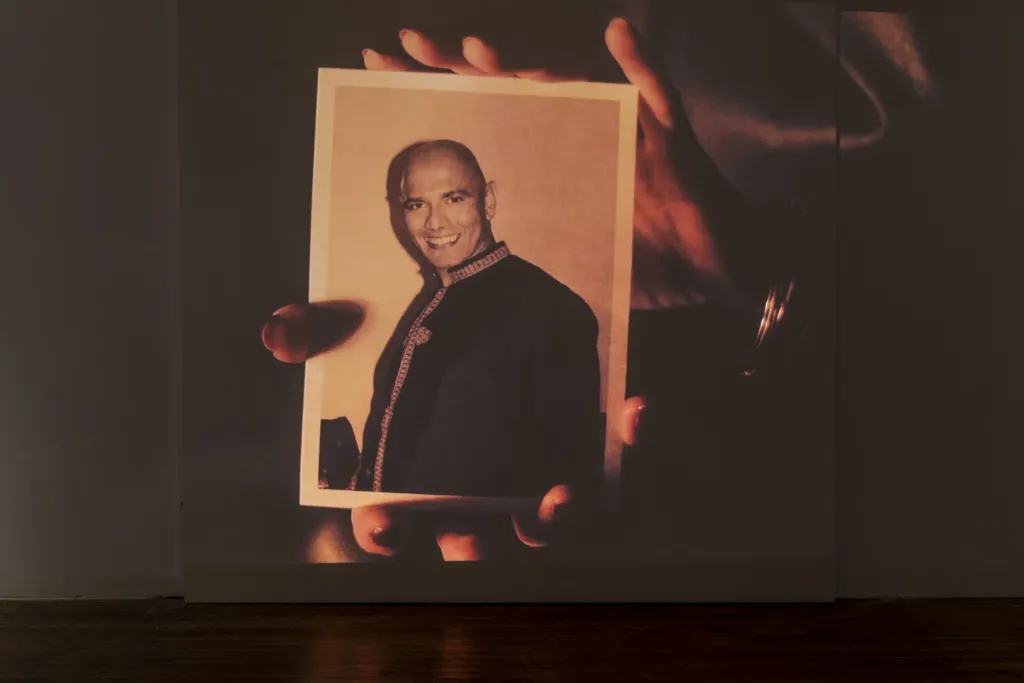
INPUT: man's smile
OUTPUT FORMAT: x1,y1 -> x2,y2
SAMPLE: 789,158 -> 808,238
424,234 -> 461,249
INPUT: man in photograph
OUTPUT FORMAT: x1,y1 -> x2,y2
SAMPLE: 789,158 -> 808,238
340,139 -> 604,501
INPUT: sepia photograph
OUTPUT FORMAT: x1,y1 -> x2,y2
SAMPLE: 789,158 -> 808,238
296,68 -> 638,511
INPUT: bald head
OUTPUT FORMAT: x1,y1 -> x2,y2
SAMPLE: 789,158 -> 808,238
399,140 -> 487,202
394,139 -> 497,274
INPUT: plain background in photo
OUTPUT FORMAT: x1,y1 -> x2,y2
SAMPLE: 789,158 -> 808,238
318,85 -> 622,451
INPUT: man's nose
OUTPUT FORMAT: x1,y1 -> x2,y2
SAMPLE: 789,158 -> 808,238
424,207 -> 443,232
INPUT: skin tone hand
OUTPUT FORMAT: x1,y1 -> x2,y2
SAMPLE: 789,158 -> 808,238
308,396 -> 648,561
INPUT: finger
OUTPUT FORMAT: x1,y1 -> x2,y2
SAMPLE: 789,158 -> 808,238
261,301 -> 365,363
461,36 -> 505,75
461,37 -> 576,83
436,530 -> 484,561
619,396 -> 648,447
605,17 -> 675,130
351,505 -> 409,556
512,484 -> 573,548
306,517 -> 363,563
362,48 -> 417,72
433,514 -> 504,561
261,303 -> 309,363
306,519 -> 346,563
399,29 -> 484,75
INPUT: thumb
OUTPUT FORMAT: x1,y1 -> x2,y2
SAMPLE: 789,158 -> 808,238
261,301 -> 366,363
512,484 -> 574,548
605,18 -> 677,131
351,505 -> 411,556
262,303 -> 310,363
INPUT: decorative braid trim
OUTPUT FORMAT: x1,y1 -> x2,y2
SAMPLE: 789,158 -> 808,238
369,287 -> 447,492
356,243 -> 511,492
447,243 -> 511,284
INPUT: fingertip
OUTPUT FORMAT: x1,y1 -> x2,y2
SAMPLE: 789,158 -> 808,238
273,302 -> 302,318
398,28 -> 433,64
621,396 -> 649,446
436,531 -> 483,561
261,315 -> 280,352
462,35 -> 500,74
362,48 -> 385,71
306,519 -> 346,563
398,28 -> 419,50
607,16 -> 629,32
262,315 -> 301,362
605,16 -> 632,46
512,485 -> 573,548
604,18 -> 639,78
511,516 -> 545,548
262,309 -> 309,363
538,484 -> 573,525
352,506 -> 406,556
461,35 -> 482,57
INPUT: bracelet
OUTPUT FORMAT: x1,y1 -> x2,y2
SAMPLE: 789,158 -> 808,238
754,278 -> 796,350
740,277 -> 796,376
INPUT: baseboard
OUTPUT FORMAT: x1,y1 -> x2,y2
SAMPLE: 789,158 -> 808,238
184,556 -> 835,603
0,575 -> 183,600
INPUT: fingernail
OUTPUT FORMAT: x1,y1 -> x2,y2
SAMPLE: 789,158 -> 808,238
362,48 -> 371,57
399,29 -> 411,41
371,525 -> 398,548
614,17 -> 639,39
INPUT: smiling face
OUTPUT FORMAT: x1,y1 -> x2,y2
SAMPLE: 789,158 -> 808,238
400,145 -> 496,272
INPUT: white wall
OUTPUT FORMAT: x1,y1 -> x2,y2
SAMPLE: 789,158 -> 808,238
0,1 -> 1018,599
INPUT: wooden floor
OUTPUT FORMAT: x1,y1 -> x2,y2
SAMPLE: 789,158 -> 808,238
1,599 -> 1022,681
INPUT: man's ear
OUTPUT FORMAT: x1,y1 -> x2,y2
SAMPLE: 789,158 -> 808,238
483,180 -> 496,221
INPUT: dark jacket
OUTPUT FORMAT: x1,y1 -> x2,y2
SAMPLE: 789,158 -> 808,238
348,242 -> 604,499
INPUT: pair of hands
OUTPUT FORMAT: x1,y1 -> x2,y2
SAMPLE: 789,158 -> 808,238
265,18 -> 733,560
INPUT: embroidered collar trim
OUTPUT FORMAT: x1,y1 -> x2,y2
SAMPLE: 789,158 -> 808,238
446,242 -> 511,284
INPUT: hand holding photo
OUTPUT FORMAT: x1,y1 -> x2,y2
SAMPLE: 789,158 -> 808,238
299,68 -> 638,512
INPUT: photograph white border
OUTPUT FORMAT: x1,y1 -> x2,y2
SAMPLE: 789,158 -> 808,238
298,67 -> 638,511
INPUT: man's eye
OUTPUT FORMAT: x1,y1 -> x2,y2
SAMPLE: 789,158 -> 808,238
404,202 -> 423,211
447,196 -> 464,204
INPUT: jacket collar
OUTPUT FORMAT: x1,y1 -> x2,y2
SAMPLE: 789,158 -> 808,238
445,241 -> 511,284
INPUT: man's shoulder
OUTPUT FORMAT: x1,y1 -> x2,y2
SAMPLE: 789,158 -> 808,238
501,255 -> 597,325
